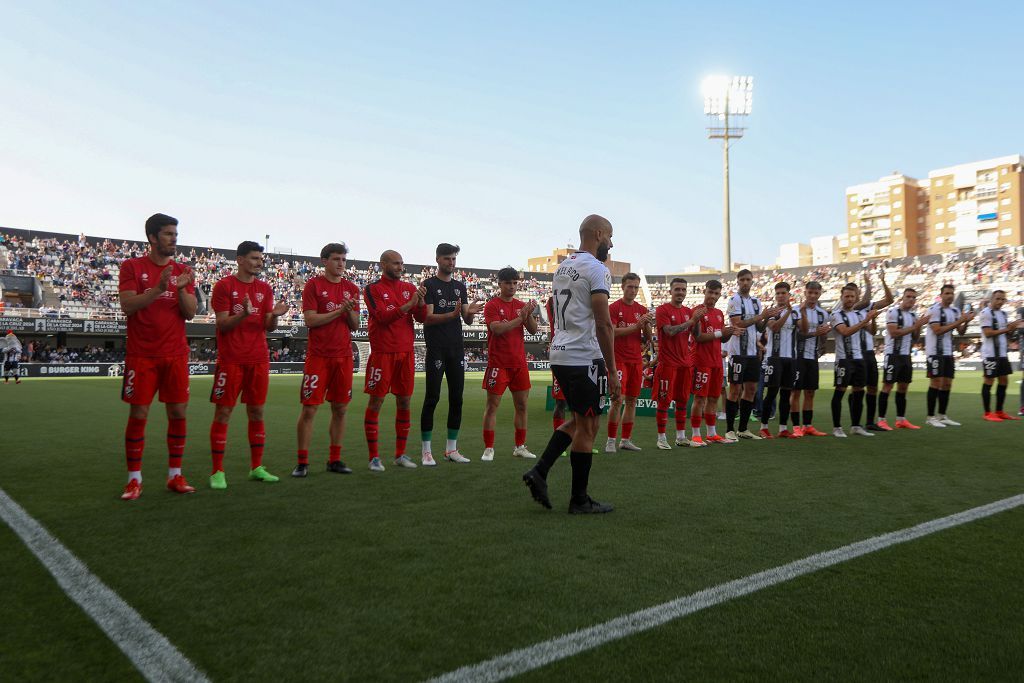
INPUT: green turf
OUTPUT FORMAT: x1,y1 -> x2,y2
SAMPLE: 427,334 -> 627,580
1,372 -> 1022,680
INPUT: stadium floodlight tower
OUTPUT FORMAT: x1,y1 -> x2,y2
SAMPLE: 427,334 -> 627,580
702,75 -> 753,272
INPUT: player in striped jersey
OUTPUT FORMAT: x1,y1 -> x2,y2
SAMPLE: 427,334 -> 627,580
759,282 -> 801,438
978,290 -> 1023,421
830,284 -> 881,437
725,269 -> 781,440
876,288 -> 930,429
923,284 -> 974,427
791,281 -> 831,436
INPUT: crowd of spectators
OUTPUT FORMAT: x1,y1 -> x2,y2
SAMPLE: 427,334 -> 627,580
2,231 -> 1021,333
0,232 -> 554,324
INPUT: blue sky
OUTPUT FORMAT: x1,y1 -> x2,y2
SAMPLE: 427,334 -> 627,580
1,1 -> 1022,273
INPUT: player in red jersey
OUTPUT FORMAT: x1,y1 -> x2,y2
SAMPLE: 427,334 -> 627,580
117,213 -> 197,500
545,297 -> 569,432
605,272 -> 653,452
481,267 -> 539,461
207,241 -> 288,489
690,280 -> 737,446
363,250 -> 427,471
653,278 -> 703,450
293,243 -> 362,477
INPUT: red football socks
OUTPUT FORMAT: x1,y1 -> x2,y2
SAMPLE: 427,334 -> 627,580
248,420 -> 265,469
125,417 -> 146,472
210,421 -> 228,472
167,418 -> 186,470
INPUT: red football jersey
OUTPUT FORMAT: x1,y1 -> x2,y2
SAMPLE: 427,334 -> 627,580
655,302 -> 694,368
119,255 -> 195,357
610,298 -> 648,363
302,275 -> 360,358
485,297 -> 528,368
212,275 -> 274,363
693,307 -> 725,368
364,277 -> 424,354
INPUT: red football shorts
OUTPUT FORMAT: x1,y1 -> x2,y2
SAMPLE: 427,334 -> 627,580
211,362 -> 269,406
122,354 -> 189,405
615,360 -> 643,399
364,351 -> 414,398
692,364 -> 723,399
482,365 -> 531,395
302,355 -> 354,405
653,363 -> 692,405
551,372 -> 566,401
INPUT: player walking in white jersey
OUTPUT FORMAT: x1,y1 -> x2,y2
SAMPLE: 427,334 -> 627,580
923,284 -> 973,427
523,215 -> 620,514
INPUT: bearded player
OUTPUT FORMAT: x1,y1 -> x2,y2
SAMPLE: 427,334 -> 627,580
118,213 -> 197,500
654,278 -> 703,449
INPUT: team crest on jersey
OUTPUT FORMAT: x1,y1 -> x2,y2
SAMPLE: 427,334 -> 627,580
435,359 -> 443,369
402,291 -> 410,300
255,293 -> 264,303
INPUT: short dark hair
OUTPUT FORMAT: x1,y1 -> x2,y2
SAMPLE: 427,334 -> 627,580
705,279 -> 722,290
236,241 -> 264,257
940,283 -> 955,294
842,283 -> 858,293
670,277 -> 687,288
320,242 -> 348,260
497,266 -> 519,282
903,287 -> 917,295
805,281 -> 822,290
737,269 -> 752,279
622,272 -> 640,285
436,243 -> 460,258
775,281 -> 791,292
145,213 -> 177,239
992,289 -> 1006,296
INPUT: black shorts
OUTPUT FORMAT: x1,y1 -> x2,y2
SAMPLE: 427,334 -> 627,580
3,360 -> 15,372
551,361 -> 607,417
862,355 -> 879,387
926,355 -> 955,379
794,358 -> 819,391
763,357 -> 795,389
982,357 -> 1013,379
729,355 -> 760,384
834,359 -> 866,388
883,354 -> 913,384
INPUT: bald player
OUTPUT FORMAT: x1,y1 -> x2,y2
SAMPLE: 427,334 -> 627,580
523,214 -> 619,514
362,250 -> 427,471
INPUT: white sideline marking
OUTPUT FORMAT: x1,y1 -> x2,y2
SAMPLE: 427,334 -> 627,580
427,493 -> 1024,683
0,487 -> 209,683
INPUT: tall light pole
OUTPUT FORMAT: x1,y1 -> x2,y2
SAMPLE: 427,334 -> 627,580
703,75 -> 753,272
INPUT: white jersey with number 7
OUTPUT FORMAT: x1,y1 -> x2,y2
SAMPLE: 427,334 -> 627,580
548,251 -> 612,366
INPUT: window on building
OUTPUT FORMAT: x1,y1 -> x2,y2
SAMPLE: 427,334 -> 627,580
936,207 -> 944,214
1002,213 -> 1012,221
935,236 -> 944,244
851,248 -> 859,255
893,214 -> 902,221
1000,183 -> 1011,192
935,179 -> 943,186
893,201 -> 902,208
935,222 -> 945,230
1001,228 -> 1012,236
893,187 -> 902,194
946,192 -> 956,200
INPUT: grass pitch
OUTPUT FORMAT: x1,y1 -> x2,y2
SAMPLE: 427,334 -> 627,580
2,372 -> 1022,681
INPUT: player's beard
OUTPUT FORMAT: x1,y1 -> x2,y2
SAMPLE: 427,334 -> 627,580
596,243 -> 609,262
